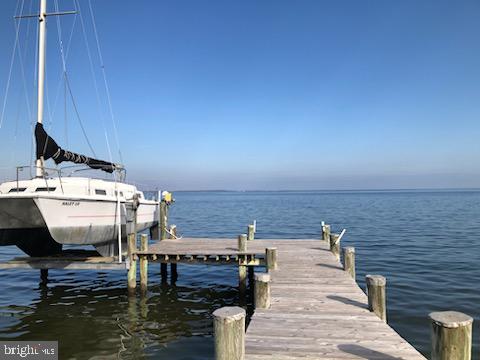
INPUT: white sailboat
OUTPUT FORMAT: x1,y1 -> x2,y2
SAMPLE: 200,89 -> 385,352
0,0 -> 158,257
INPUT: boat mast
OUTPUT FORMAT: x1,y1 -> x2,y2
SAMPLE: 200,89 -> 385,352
36,0 -> 47,177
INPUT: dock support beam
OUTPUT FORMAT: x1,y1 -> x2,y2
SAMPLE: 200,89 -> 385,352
366,274 -> 387,322
266,247 -> 277,272
429,311 -> 473,360
247,224 -> 255,241
213,306 -> 246,360
139,234 -> 148,294
330,233 -> 341,261
254,273 -> 271,309
127,233 -> 137,295
342,247 -> 355,280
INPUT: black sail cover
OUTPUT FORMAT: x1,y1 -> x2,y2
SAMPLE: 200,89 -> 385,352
35,123 -> 117,173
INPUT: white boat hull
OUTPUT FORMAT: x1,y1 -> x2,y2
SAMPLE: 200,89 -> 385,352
0,177 -> 159,257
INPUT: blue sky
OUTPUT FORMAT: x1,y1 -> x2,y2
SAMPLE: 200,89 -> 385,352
0,0 -> 479,190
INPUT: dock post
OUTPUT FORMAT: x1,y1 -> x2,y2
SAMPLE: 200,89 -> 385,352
169,224 -> 177,239
329,233 -> 341,261
429,311 -> 473,360
139,234 -> 148,294
254,273 -> 271,309
342,247 -> 355,280
213,306 -> 246,360
239,265 -> 247,297
322,223 -> 331,242
161,263 -> 168,283
366,275 -> 387,322
127,233 -> 137,295
40,269 -> 48,284
248,267 -> 255,288
159,200 -> 168,240
266,247 -> 278,272
171,263 -> 178,283
238,234 -> 247,252
247,224 -> 255,241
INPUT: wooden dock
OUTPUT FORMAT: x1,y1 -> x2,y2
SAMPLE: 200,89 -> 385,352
132,237 -> 426,359
243,239 -> 426,359
0,236 -> 439,359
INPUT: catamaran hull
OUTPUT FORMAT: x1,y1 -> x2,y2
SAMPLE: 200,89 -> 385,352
0,196 -> 157,257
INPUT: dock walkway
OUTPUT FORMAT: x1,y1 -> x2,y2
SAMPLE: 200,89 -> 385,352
244,239 -> 425,360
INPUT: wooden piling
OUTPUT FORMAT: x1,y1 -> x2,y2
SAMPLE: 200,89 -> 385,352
127,233 -> 137,295
169,224 -> 177,239
329,233 -> 341,261
40,269 -> 48,284
366,274 -> 387,322
322,223 -> 331,242
342,246 -> 355,280
254,273 -> 271,309
247,225 -> 255,241
159,201 -> 168,240
213,306 -> 246,360
139,234 -> 148,293
238,234 -> 247,252
239,265 -> 247,296
248,266 -> 255,287
161,263 -> 168,282
171,263 -> 178,282
429,311 -> 473,360
265,247 -> 277,272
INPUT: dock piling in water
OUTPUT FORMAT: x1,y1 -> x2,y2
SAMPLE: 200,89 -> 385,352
127,233 -> 137,295
366,274 -> 387,322
139,234 -> 148,293
40,269 -> 48,284
429,311 -> 473,360
160,263 -> 168,282
342,246 -> 355,279
213,306 -> 246,360
254,273 -> 271,309
159,201 -> 168,240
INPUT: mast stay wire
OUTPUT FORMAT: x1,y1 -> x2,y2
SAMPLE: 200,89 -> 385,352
49,0 -> 96,158
0,0 -> 25,130
87,0 -> 123,166
75,0 -> 114,169
49,0 -> 77,126
13,0 -> 35,166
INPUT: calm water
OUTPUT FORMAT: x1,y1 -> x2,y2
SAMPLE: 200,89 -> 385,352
0,190 -> 479,359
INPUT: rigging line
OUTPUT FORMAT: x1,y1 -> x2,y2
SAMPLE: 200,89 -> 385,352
64,73 -> 97,157
13,0 -> 35,166
0,0 -> 25,129
46,0 -> 77,127
87,0 -> 123,165
15,9 -> 34,128
75,0 -> 112,163
48,15 -> 77,125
